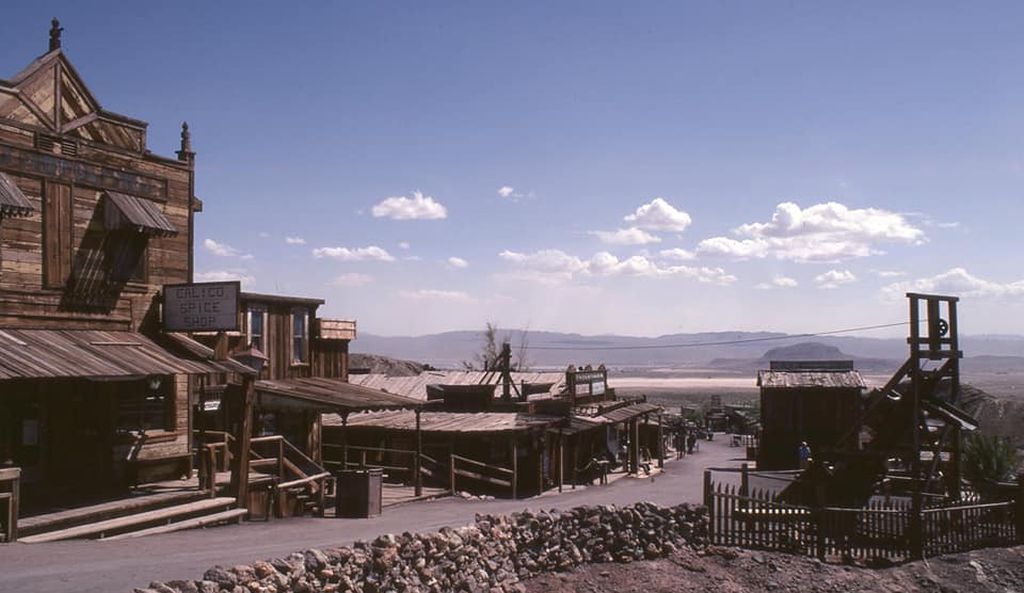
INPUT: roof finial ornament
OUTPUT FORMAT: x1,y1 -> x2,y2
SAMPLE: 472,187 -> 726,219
176,121 -> 195,163
49,18 -> 63,52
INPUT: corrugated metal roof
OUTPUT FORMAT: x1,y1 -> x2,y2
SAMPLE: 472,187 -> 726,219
159,332 -> 258,375
595,402 -> 663,424
757,370 -> 866,389
105,191 -> 178,237
348,370 -> 566,401
0,172 -> 33,218
0,329 -> 241,380
322,410 -> 561,433
256,377 -> 421,413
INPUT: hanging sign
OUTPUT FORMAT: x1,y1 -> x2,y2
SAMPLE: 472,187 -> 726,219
163,281 -> 240,332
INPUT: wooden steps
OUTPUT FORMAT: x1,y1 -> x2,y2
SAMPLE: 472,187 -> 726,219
18,490 -> 205,538
20,497 -> 238,543
102,508 -> 248,541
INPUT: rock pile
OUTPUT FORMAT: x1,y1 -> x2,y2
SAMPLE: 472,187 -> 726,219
136,502 -> 709,593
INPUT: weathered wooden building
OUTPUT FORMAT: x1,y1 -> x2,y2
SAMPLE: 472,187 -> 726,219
757,360 -> 866,470
0,22 -> 249,510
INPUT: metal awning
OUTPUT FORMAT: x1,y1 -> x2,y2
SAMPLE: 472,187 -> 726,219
104,191 -> 178,237
0,329 -> 251,381
255,377 -> 423,413
594,402 -> 663,424
0,172 -> 33,218
323,409 -> 561,433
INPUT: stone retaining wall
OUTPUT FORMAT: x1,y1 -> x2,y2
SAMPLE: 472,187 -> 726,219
136,502 -> 709,593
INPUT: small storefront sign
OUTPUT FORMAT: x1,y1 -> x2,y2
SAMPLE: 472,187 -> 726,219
163,281 -> 240,332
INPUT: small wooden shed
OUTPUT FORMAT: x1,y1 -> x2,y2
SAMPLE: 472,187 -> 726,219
757,360 -> 866,470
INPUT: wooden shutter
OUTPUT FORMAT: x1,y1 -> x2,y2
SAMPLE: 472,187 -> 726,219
43,181 -> 73,288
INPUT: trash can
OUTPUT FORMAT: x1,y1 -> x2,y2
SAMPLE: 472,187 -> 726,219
335,468 -> 382,518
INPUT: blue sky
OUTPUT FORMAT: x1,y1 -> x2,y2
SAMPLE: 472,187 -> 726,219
4,2 -> 1024,336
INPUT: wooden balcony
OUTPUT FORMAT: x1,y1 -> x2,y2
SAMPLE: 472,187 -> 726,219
316,318 -> 356,341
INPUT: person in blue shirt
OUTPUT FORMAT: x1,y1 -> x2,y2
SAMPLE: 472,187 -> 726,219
798,441 -> 812,469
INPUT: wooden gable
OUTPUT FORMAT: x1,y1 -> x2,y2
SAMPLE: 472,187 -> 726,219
0,50 -> 146,153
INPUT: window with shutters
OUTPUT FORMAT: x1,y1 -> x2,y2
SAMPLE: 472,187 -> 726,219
43,181 -> 73,288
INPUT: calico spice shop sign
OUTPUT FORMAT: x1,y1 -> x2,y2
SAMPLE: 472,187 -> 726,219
162,281 -> 240,332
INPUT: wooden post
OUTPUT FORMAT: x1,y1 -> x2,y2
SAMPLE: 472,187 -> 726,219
557,432 -> 564,493
414,409 -> 423,497
511,438 -> 518,499
656,413 -> 664,469
703,469 -> 712,508
449,453 -> 456,494
814,481 -> 827,561
629,418 -> 639,475
537,439 -> 544,496
1016,473 -> 1024,543
340,412 -> 349,469
230,374 -> 256,512
277,437 -> 284,479
571,440 -> 578,490
9,469 -> 18,543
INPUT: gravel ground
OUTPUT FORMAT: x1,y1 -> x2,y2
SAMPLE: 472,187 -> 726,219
523,544 -> 1024,593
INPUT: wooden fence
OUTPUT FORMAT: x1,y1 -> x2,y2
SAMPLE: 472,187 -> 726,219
705,469 -> 1021,562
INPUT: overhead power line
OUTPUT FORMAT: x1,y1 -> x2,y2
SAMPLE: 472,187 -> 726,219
527,321 -> 911,351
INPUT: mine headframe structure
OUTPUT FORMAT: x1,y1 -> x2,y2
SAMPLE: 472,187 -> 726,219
783,293 -> 976,507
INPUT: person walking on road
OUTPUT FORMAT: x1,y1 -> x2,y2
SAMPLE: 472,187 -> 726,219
798,441 -> 812,469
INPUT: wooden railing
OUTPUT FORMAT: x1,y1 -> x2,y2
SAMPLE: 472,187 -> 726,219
705,469 -> 1024,562
449,454 -> 516,498
323,444 -> 420,478
241,435 -> 331,517
0,468 -> 20,543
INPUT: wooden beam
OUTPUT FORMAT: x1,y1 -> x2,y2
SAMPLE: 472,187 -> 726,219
414,409 -> 422,497
230,375 -> 256,512
511,438 -> 518,499
60,111 -> 99,134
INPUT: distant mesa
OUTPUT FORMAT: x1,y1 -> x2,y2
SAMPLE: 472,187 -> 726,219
757,342 -> 846,362
710,341 -> 898,373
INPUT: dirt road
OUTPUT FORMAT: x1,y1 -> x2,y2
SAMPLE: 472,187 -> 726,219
0,435 -> 745,593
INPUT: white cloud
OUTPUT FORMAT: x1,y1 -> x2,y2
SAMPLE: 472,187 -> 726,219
872,269 -> 906,278
659,248 -> 697,261
371,191 -> 447,220
401,289 -> 475,303
756,275 -> 799,290
815,269 -> 857,289
590,227 -> 662,245
882,268 -> 1024,300
587,252 -> 736,284
499,249 -> 589,281
499,248 -> 735,285
194,269 -> 254,288
398,241 -> 411,250
285,236 -> 306,245
623,198 -> 692,232
312,245 -> 396,262
258,232 -> 271,239
447,256 -> 469,269
203,238 -> 251,259
331,272 -> 374,287
697,201 -> 926,263
498,186 -> 515,198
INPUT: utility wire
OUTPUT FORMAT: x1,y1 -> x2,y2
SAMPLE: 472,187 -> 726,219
527,321 -> 911,351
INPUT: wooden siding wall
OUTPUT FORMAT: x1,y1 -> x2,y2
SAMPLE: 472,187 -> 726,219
313,340 -> 349,381
759,387 -> 862,470
241,302 -> 316,381
0,107 -> 193,332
